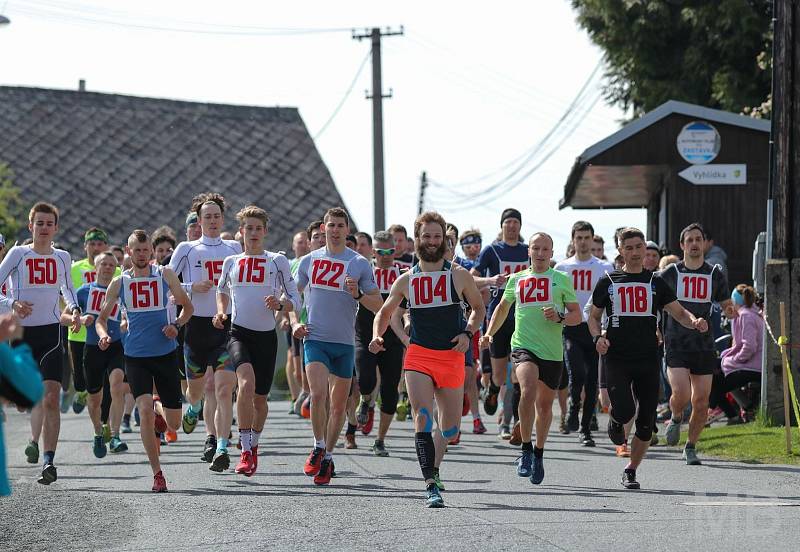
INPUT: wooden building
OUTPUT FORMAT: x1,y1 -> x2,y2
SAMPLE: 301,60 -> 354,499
560,100 -> 770,286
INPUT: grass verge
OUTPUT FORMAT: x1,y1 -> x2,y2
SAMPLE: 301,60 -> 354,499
679,421 -> 800,465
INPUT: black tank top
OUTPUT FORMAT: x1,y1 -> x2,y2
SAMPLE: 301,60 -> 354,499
407,261 -> 465,350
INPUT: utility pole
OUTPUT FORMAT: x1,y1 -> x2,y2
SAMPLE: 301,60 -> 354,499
353,26 -> 403,231
418,171 -> 428,215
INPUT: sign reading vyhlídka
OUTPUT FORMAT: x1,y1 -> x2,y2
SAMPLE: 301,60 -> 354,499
678,164 -> 746,185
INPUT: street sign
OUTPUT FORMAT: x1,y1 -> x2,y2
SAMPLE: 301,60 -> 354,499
676,121 -> 721,164
678,164 -> 747,185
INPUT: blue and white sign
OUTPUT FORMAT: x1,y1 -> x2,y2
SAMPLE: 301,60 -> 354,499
676,121 -> 721,164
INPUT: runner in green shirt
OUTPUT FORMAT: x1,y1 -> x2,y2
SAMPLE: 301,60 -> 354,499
480,232 -> 581,485
68,228 -> 121,415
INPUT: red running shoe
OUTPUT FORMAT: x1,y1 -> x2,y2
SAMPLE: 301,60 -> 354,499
462,393 -> 470,417
304,447 -> 325,476
251,445 -> 258,474
300,396 -> 312,419
235,451 -> 255,476
314,458 -> 334,485
472,418 -> 487,435
361,407 -> 375,435
152,470 -> 168,493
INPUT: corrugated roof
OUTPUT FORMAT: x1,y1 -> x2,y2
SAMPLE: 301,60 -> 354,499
0,85 -> 349,255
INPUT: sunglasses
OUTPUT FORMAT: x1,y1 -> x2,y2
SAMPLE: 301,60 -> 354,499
375,248 -> 395,256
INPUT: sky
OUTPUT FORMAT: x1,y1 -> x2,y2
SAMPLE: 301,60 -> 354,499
0,0 -> 646,259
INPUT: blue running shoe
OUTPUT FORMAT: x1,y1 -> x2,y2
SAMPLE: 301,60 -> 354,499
72,391 -> 88,414
109,436 -> 128,453
425,483 -> 445,508
530,455 -> 544,485
516,449 -> 533,477
93,435 -> 107,459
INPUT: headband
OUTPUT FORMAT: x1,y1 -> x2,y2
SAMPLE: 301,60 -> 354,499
84,229 -> 109,243
460,235 -> 482,246
185,212 -> 198,227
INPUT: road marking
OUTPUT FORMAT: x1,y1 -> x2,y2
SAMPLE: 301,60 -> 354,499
683,501 -> 799,507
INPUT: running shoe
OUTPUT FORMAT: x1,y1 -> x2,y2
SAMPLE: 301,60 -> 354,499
607,420 -> 626,446
401,396 -> 412,420
152,470 -> 168,493
395,399 -> 408,422
530,455 -> 545,485
472,418 -> 487,434
356,400 -> 370,427
154,411 -> 168,434
109,436 -> 128,453
344,434 -> 357,449
60,388 -> 74,414
448,431 -> 461,446
498,425 -> 512,440
300,396 -> 312,419
559,415 -> 570,435
425,483 -> 445,508
72,391 -> 88,414
133,407 -> 140,426
159,433 -> 167,446
250,446 -> 259,475
201,436 -> 217,462
24,440 -> 39,464
615,444 -> 631,457
650,433 -> 659,446
509,421 -> 522,446
121,416 -> 132,433
621,468 -> 640,490
483,386 -> 499,416
580,431 -> 596,447
590,413 -> 599,431
93,435 -> 107,459
372,439 -> 389,457
360,407 -> 375,435
462,392 -> 470,417
516,449 -> 533,477
706,407 -> 726,425
182,410 -> 198,434
432,468 -> 445,491
210,450 -> 230,472
682,446 -> 702,465
294,391 -> 308,415
665,419 -> 681,446
37,463 -> 57,485
656,408 -> 672,423
102,423 -> 112,444
304,447 -> 325,476
165,430 -> 178,443
314,458 -> 334,485
567,401 -> 580,432
235,451 -> 255,475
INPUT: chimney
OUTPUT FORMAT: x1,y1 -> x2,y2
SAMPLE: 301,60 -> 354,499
78,79 -> 86,92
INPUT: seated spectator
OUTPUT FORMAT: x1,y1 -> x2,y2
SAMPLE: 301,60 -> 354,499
708,284 -> 763,423
1,314 -> 44,496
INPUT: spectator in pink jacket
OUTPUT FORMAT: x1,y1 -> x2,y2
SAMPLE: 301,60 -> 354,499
708,284 -> 763,423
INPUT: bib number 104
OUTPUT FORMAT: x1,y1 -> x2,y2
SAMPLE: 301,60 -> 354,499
411,274 -> 448,305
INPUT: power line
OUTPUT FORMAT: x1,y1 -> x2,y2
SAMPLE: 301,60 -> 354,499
313,50 -> 371,140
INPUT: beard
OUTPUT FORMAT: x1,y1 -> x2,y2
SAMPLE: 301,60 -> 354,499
415,238 -> 447,262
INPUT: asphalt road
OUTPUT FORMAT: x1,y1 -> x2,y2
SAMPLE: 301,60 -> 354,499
2,402 -> 799,551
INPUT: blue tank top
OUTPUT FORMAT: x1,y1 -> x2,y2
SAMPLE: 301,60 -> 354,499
118,266 -> 175,358
77,283 -> 122,346
407,261 -> 465,350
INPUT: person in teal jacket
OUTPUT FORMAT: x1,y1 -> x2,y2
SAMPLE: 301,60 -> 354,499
1,314 -> 44,496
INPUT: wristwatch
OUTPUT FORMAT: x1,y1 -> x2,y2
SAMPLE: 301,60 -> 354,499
459,330 -> 474,340
277,302 -> 285,311
556,311 -> 565,323
355,290 -> 364,301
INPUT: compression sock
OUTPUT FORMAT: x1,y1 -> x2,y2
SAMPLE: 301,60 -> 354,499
239,429 -> 252,453
43,451 -> 55,466
414,432 -> 436,482
216,437 -> 229,453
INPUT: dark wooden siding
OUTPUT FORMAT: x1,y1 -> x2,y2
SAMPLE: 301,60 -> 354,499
593,114 -> 769,285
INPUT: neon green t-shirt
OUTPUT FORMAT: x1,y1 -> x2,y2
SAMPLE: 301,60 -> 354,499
290,257 -> 308,325
69,259 -> 122,343
503,267 -> 577,361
